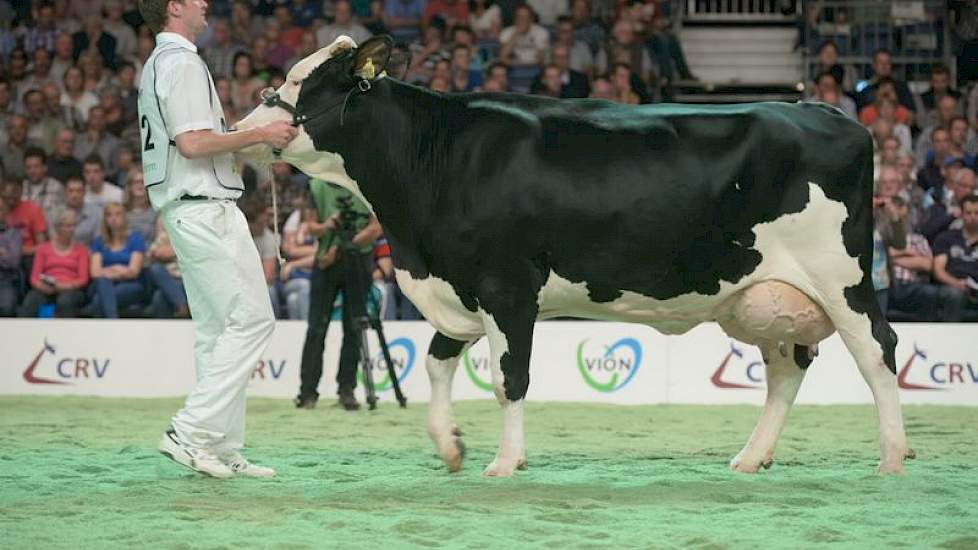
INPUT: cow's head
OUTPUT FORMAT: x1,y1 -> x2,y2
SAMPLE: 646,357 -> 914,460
235,35 -> 395,204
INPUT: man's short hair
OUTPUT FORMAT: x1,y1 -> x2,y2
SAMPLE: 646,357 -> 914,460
872,48 -> 892,61
960,194 -> 978,209
139,0 -> 176,34
931,62 -> 950,77
64,174 -> 84,188
83,153 -> 105,169
24,146 -> 47,164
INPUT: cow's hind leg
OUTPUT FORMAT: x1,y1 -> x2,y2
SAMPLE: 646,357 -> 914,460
717,281 -> 833,473
826,281 -> 913,474
426,332 -> 475,473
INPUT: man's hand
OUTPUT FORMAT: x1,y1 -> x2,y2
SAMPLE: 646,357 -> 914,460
317,245 -> 339,270
37,281 -> 56,295
259,121 -> 299,150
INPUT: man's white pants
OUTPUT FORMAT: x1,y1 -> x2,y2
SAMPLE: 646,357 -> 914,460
161,200 -> 275,453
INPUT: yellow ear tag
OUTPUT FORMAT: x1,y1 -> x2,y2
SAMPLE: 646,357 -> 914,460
360,58 -> 376,79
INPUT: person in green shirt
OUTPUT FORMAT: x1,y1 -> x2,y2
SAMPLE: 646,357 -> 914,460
295,179 -> 383,410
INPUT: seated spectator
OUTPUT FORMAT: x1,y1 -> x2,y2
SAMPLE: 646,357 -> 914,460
932,195 -> 978,321
273,5 -> 306,52
425,0 -> 470,29
611,62 -> 651,104
0,196 -> 22,316
290,0 -> 324,27
47,128 -> 83,183
1,178 -> 47,276
261,18 -> 295,71
363,0 -> 390,36
883,195 -> 950,321
599,19 -> 654,85
79,52 -> 112,96
531,64 -> 563,97
317,0 -> 372,48
383,0 -> 426,44
19,209 -> 89,318
82,154 -> 123,210
89,202 -> 147,318
915,96 -> 960,169
917,127 -> 953,192
23,89 -> 62,153
62,175 -> 102,246
74,106 -> 120,175
449,44 -> 483,91
230,0 -> 264,47
103,0 -> 137,60
589,75 -> 616,100
808,71 -> 856,118
855,49 -> 916,117
281,209 -> 317,320
18,50 -> 56,108
145,217 -> 188,318
570,0 -> 606,58
407,22 -> 452,84
61,65 -> 99,124
469,0 -> 502,41
498,5 -> 549,66
915,63 -> 962,130
810,40 -> 856,94
646,13 -> 695,99
22,147 -> 65,224
483,61 -> 510,91
948,115 -> 978,161
43,82 -> 82,133
285,30 -> 320,74
229,52 -> 266,120
123,168 -> 155,243
921,167 -> 977,244
243,198 -> 283,319
72,15 -> 117,71
552,15 -> 596,78
49,32 -> 75,86
1,115 -> 38,180
859,79 -> 913,127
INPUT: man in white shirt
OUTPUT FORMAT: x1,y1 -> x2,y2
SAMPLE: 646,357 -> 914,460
81,154 -> 123,210
138,0 -> 297,479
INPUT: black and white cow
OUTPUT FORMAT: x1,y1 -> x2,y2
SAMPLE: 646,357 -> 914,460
237,36 -> 915,475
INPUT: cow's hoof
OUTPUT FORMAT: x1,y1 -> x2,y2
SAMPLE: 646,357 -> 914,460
516,457 -> 528,471
905,448 -> 917,460
444,437 -> 465,473
452,425 -> 463,437
876,461 -> 906,475
729,453 -> 773,474
483,459 -> 518,477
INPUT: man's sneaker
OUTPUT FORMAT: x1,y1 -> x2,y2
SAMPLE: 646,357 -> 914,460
337,388 -> 361,411
158,429 -> 234,479
219,452 -> 276,478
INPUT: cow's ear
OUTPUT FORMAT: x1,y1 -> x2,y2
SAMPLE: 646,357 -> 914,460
353,35 -> 393,80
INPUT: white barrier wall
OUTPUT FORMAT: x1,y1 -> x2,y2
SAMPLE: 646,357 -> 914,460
1,320 -> 976,405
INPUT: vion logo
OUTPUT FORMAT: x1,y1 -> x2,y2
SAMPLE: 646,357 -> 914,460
357,338 -> 416,391
898,344 -> 977,391
711,342 -> 763,390
576,338 -> 642,393
23,339 -> 110,385
462,347 -> 493,392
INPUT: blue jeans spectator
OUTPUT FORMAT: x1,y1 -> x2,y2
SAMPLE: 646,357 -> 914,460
146,264 -> 188,318
284,277 -> 310,320
92,277 -> 146,318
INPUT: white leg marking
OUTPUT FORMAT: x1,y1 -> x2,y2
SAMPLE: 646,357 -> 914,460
479,311 -> 526,477
426,350 -> 466,472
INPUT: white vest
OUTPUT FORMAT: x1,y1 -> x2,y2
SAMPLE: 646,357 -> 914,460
138,35 -> 242,208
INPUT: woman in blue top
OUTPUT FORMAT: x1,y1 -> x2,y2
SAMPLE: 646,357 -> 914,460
90,202 -> 146,318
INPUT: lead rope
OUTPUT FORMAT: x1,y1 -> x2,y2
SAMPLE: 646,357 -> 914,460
266,162 -> 286,269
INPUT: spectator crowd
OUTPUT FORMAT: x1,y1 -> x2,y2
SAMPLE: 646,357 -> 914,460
0,0 -> 976,321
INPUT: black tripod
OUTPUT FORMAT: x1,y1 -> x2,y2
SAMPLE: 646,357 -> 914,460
335,197 -> 407,410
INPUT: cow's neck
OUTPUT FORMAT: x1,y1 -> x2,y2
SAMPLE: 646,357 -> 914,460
318,79 -> 454,258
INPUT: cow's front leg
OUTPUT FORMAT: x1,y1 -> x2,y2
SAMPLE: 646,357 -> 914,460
476,271 -> 540,477
426,332 -> 476,473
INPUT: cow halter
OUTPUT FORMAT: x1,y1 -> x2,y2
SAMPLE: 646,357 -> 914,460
259,77 -> 374,132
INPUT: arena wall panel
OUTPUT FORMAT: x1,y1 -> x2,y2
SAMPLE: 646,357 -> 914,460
1,320 -> 975,405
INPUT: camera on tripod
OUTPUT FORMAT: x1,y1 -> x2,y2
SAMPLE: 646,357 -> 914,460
332,194 -> 407,410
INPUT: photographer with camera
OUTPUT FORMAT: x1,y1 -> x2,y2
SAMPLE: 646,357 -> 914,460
295,179 -> 382,411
